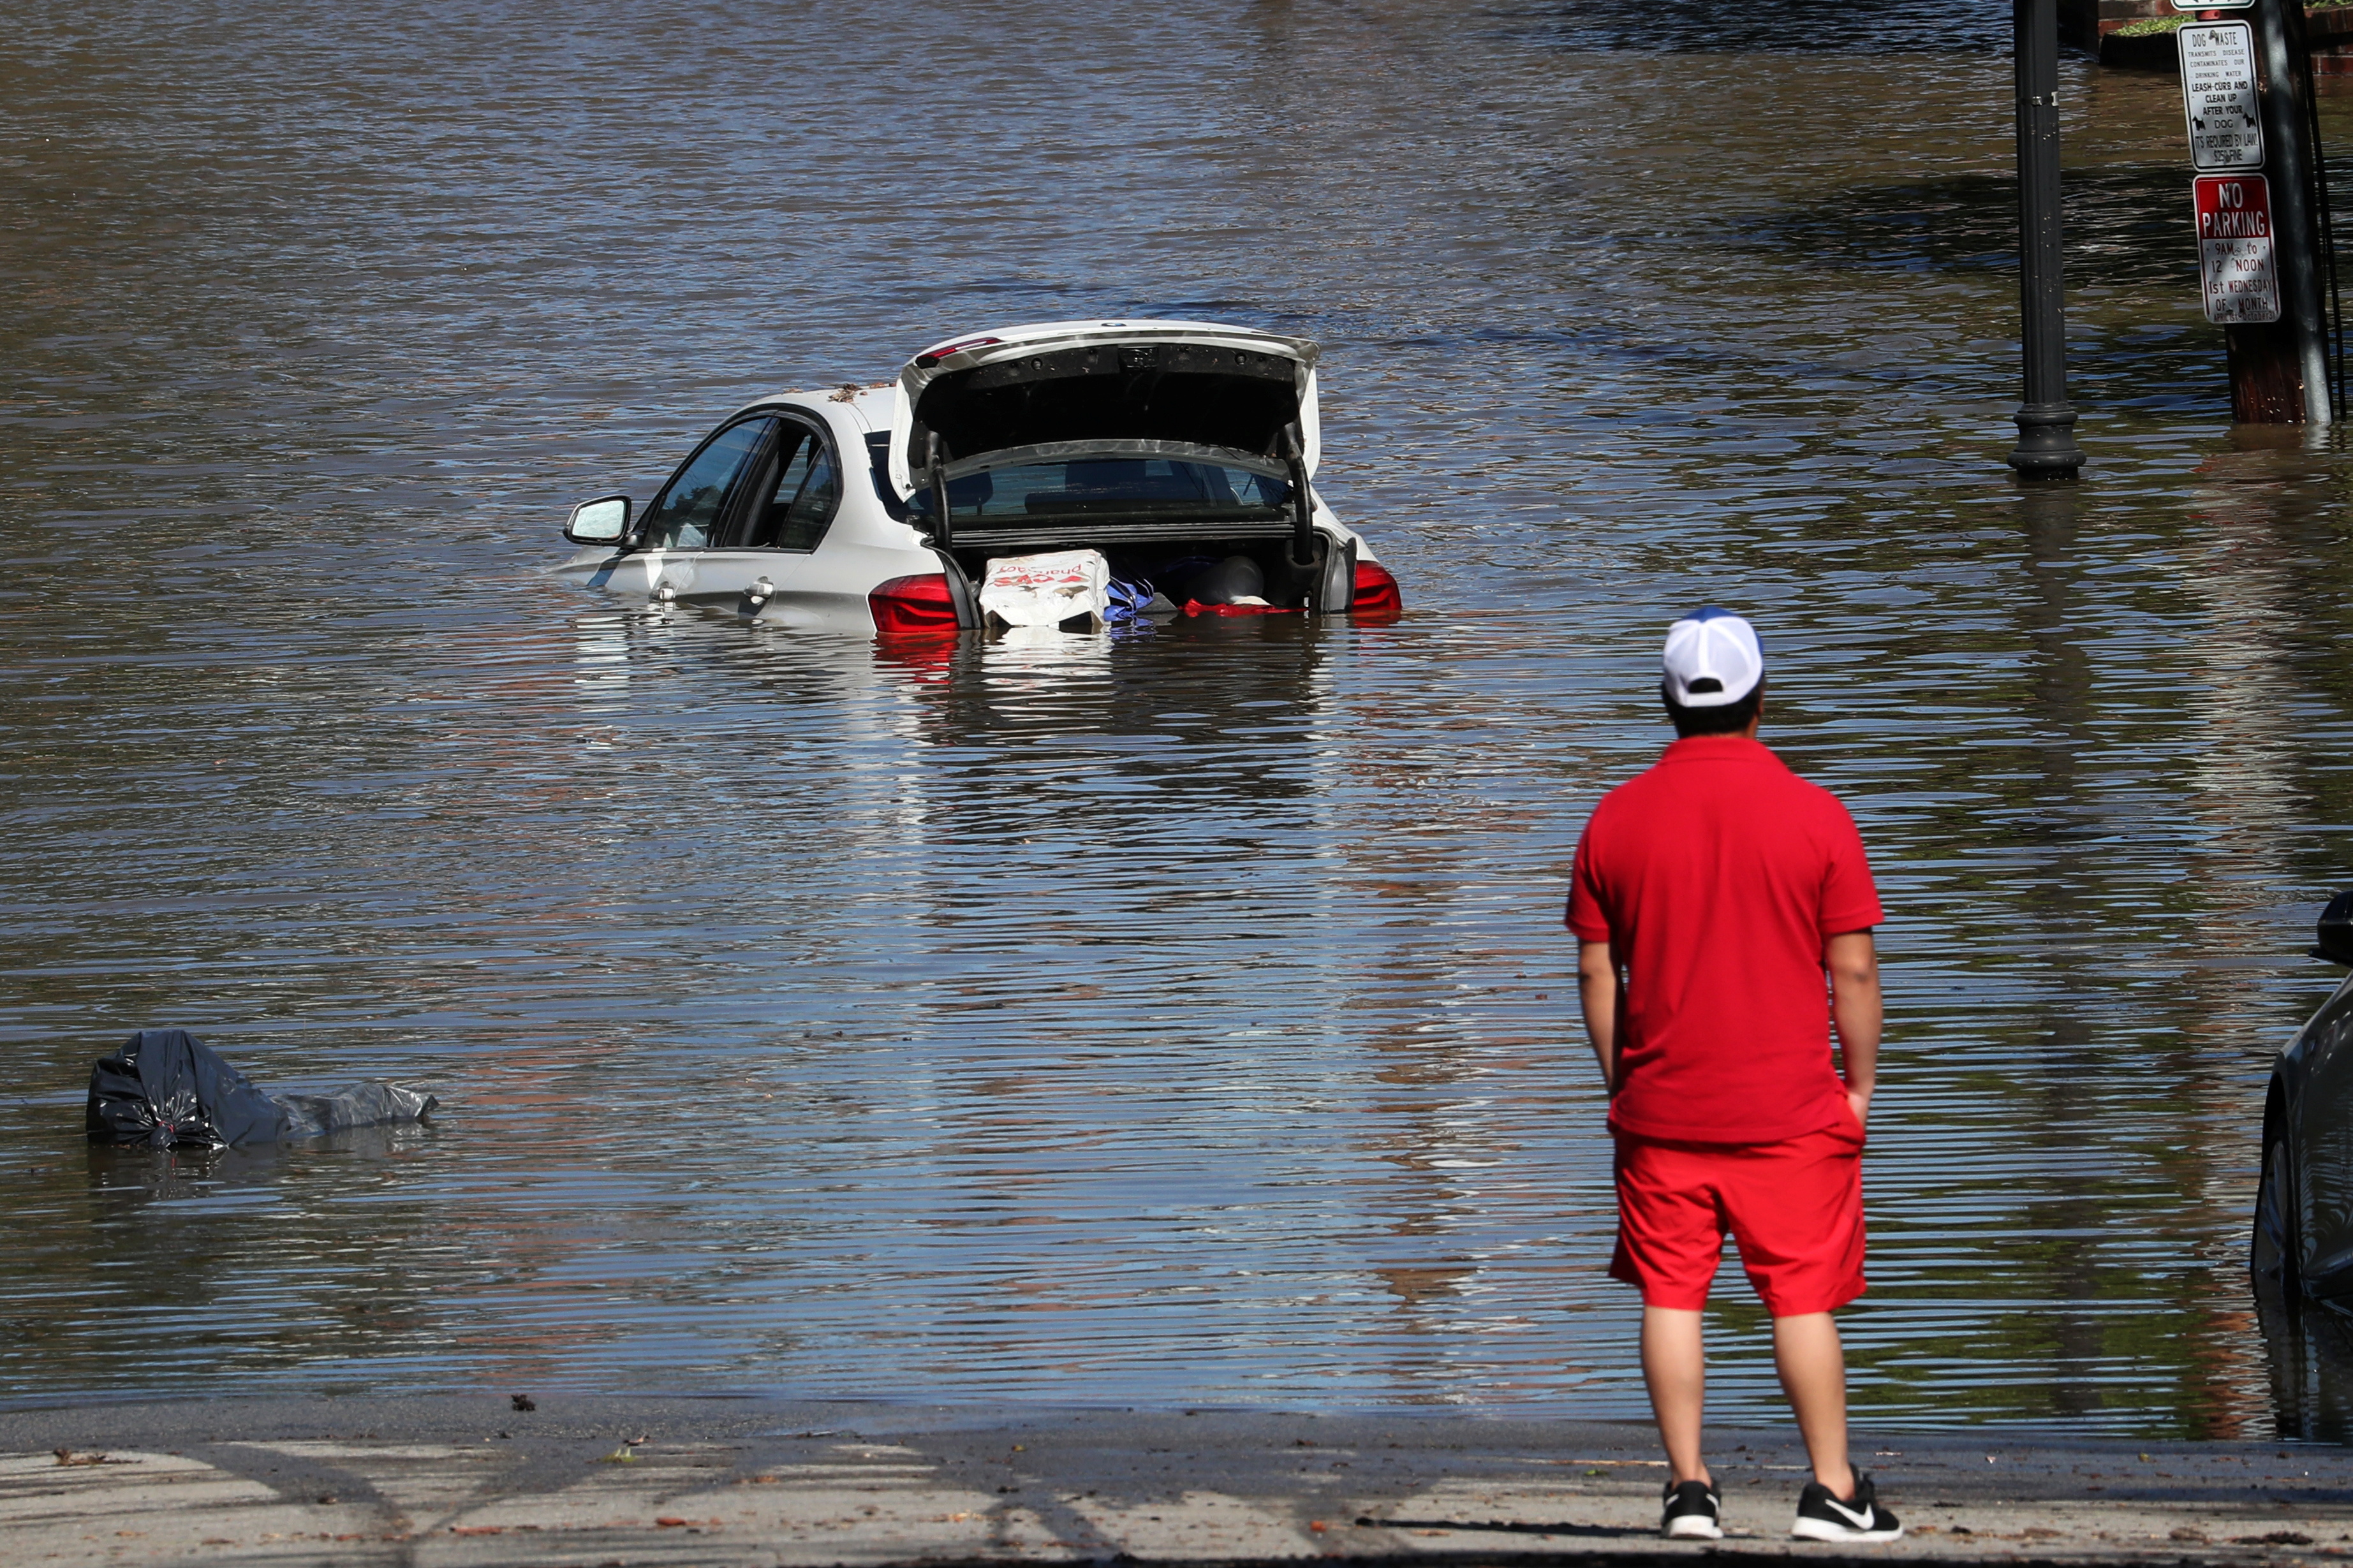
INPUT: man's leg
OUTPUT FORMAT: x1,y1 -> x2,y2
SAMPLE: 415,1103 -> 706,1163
1641,1305 -> 1710,1486
1771,1312 -> 1855,1497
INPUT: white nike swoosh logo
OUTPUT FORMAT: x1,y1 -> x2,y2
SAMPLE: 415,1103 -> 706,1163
1820,1498 -> 1875,1529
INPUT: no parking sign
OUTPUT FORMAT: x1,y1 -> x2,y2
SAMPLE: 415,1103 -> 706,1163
2193,173 -> 2282,324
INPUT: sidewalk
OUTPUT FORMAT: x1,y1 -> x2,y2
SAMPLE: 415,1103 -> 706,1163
4,1396 -> 2350,1566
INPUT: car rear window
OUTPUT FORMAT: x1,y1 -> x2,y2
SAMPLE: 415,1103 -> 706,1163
913,444 -> 1290,524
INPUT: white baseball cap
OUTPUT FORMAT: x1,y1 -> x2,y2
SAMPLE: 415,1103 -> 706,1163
1662,606 -> 1763,707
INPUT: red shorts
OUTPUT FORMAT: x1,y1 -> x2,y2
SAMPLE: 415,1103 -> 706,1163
1609,1113 -> 1867,1317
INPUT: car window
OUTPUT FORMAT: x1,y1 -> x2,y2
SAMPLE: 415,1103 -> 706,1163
742,422 -> 841,552
910,444 -> 1288,526
642,418 -> 774,550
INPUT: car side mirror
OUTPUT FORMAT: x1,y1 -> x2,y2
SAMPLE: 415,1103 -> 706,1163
564,494 -> 632,545
2314,890 -> 2353,965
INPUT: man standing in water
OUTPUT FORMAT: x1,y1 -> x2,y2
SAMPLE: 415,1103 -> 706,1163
1566,608 -> 1897,1544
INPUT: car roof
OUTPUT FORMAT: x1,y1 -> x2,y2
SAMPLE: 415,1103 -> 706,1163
719,383 -> 900,433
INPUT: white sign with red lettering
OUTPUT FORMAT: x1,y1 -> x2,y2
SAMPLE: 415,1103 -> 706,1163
2193,173 -> 2281,324
2180,22 -> 2263,172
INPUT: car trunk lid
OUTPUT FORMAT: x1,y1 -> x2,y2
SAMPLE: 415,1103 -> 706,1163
884,320 -> 1322,502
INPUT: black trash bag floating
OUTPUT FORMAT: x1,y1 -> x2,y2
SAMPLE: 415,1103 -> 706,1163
85,1029 -> 436,1150
276,1080 -> 438,1138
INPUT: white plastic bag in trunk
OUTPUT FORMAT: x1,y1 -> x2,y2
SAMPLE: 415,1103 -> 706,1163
979,550 -> 1111,629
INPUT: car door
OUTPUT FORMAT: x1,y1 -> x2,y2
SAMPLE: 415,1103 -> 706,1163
633,414 -> 781,604
680,414 -> 847,615
2294,983 -> 2353,1294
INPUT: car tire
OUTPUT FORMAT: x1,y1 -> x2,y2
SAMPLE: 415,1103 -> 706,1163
2253,1132 -> 2300,1295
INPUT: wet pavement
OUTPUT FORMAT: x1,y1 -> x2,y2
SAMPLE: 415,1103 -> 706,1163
8,1397 -> 2353,1566
8,0 -> 2353,1441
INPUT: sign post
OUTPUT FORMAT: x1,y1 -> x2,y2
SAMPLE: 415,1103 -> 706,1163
2248,0 -> 2331,423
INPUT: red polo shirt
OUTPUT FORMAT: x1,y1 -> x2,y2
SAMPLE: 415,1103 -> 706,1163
1567,735 -> 1882,1145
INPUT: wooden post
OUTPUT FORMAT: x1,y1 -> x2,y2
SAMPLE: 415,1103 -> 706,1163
2230,0 -> 2331,422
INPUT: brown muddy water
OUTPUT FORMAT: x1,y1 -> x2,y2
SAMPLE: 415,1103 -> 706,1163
6,0 -> 2353,1439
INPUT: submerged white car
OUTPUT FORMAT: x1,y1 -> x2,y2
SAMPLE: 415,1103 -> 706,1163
550,319 -> 1403,636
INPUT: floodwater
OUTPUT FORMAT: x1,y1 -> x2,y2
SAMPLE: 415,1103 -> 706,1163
6,0 -> 2353,1439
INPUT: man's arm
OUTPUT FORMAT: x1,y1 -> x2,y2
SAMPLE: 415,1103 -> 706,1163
1825,928 -> 1880,1126
1577,940 -> 1624,1094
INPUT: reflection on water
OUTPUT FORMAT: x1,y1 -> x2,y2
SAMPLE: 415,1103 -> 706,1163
2260,1290 -> 2353,1444
6,0 -> 2353,1436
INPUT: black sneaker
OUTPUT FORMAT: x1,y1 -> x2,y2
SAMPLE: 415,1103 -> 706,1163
1661,1477 -> 1722,1540
1792,1470 -> 1902,1542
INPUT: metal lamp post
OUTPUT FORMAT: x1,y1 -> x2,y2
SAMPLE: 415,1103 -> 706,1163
2010,0 -> 2086,478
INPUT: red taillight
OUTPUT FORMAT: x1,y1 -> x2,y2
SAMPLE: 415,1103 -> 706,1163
869,573 -> 961,638
1350,560 -> 1402,622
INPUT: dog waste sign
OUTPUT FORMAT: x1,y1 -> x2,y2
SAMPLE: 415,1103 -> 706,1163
2179,22 -> 2262,172
2194,174 -> 2280,324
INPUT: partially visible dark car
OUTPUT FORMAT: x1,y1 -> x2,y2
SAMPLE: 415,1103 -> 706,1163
2255,891 -> 2353,1299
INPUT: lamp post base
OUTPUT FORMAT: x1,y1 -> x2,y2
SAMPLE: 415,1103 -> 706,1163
2008,402 -> 2084,479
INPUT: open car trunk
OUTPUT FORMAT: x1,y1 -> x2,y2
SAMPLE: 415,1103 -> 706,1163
885,322 -> 1346,611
